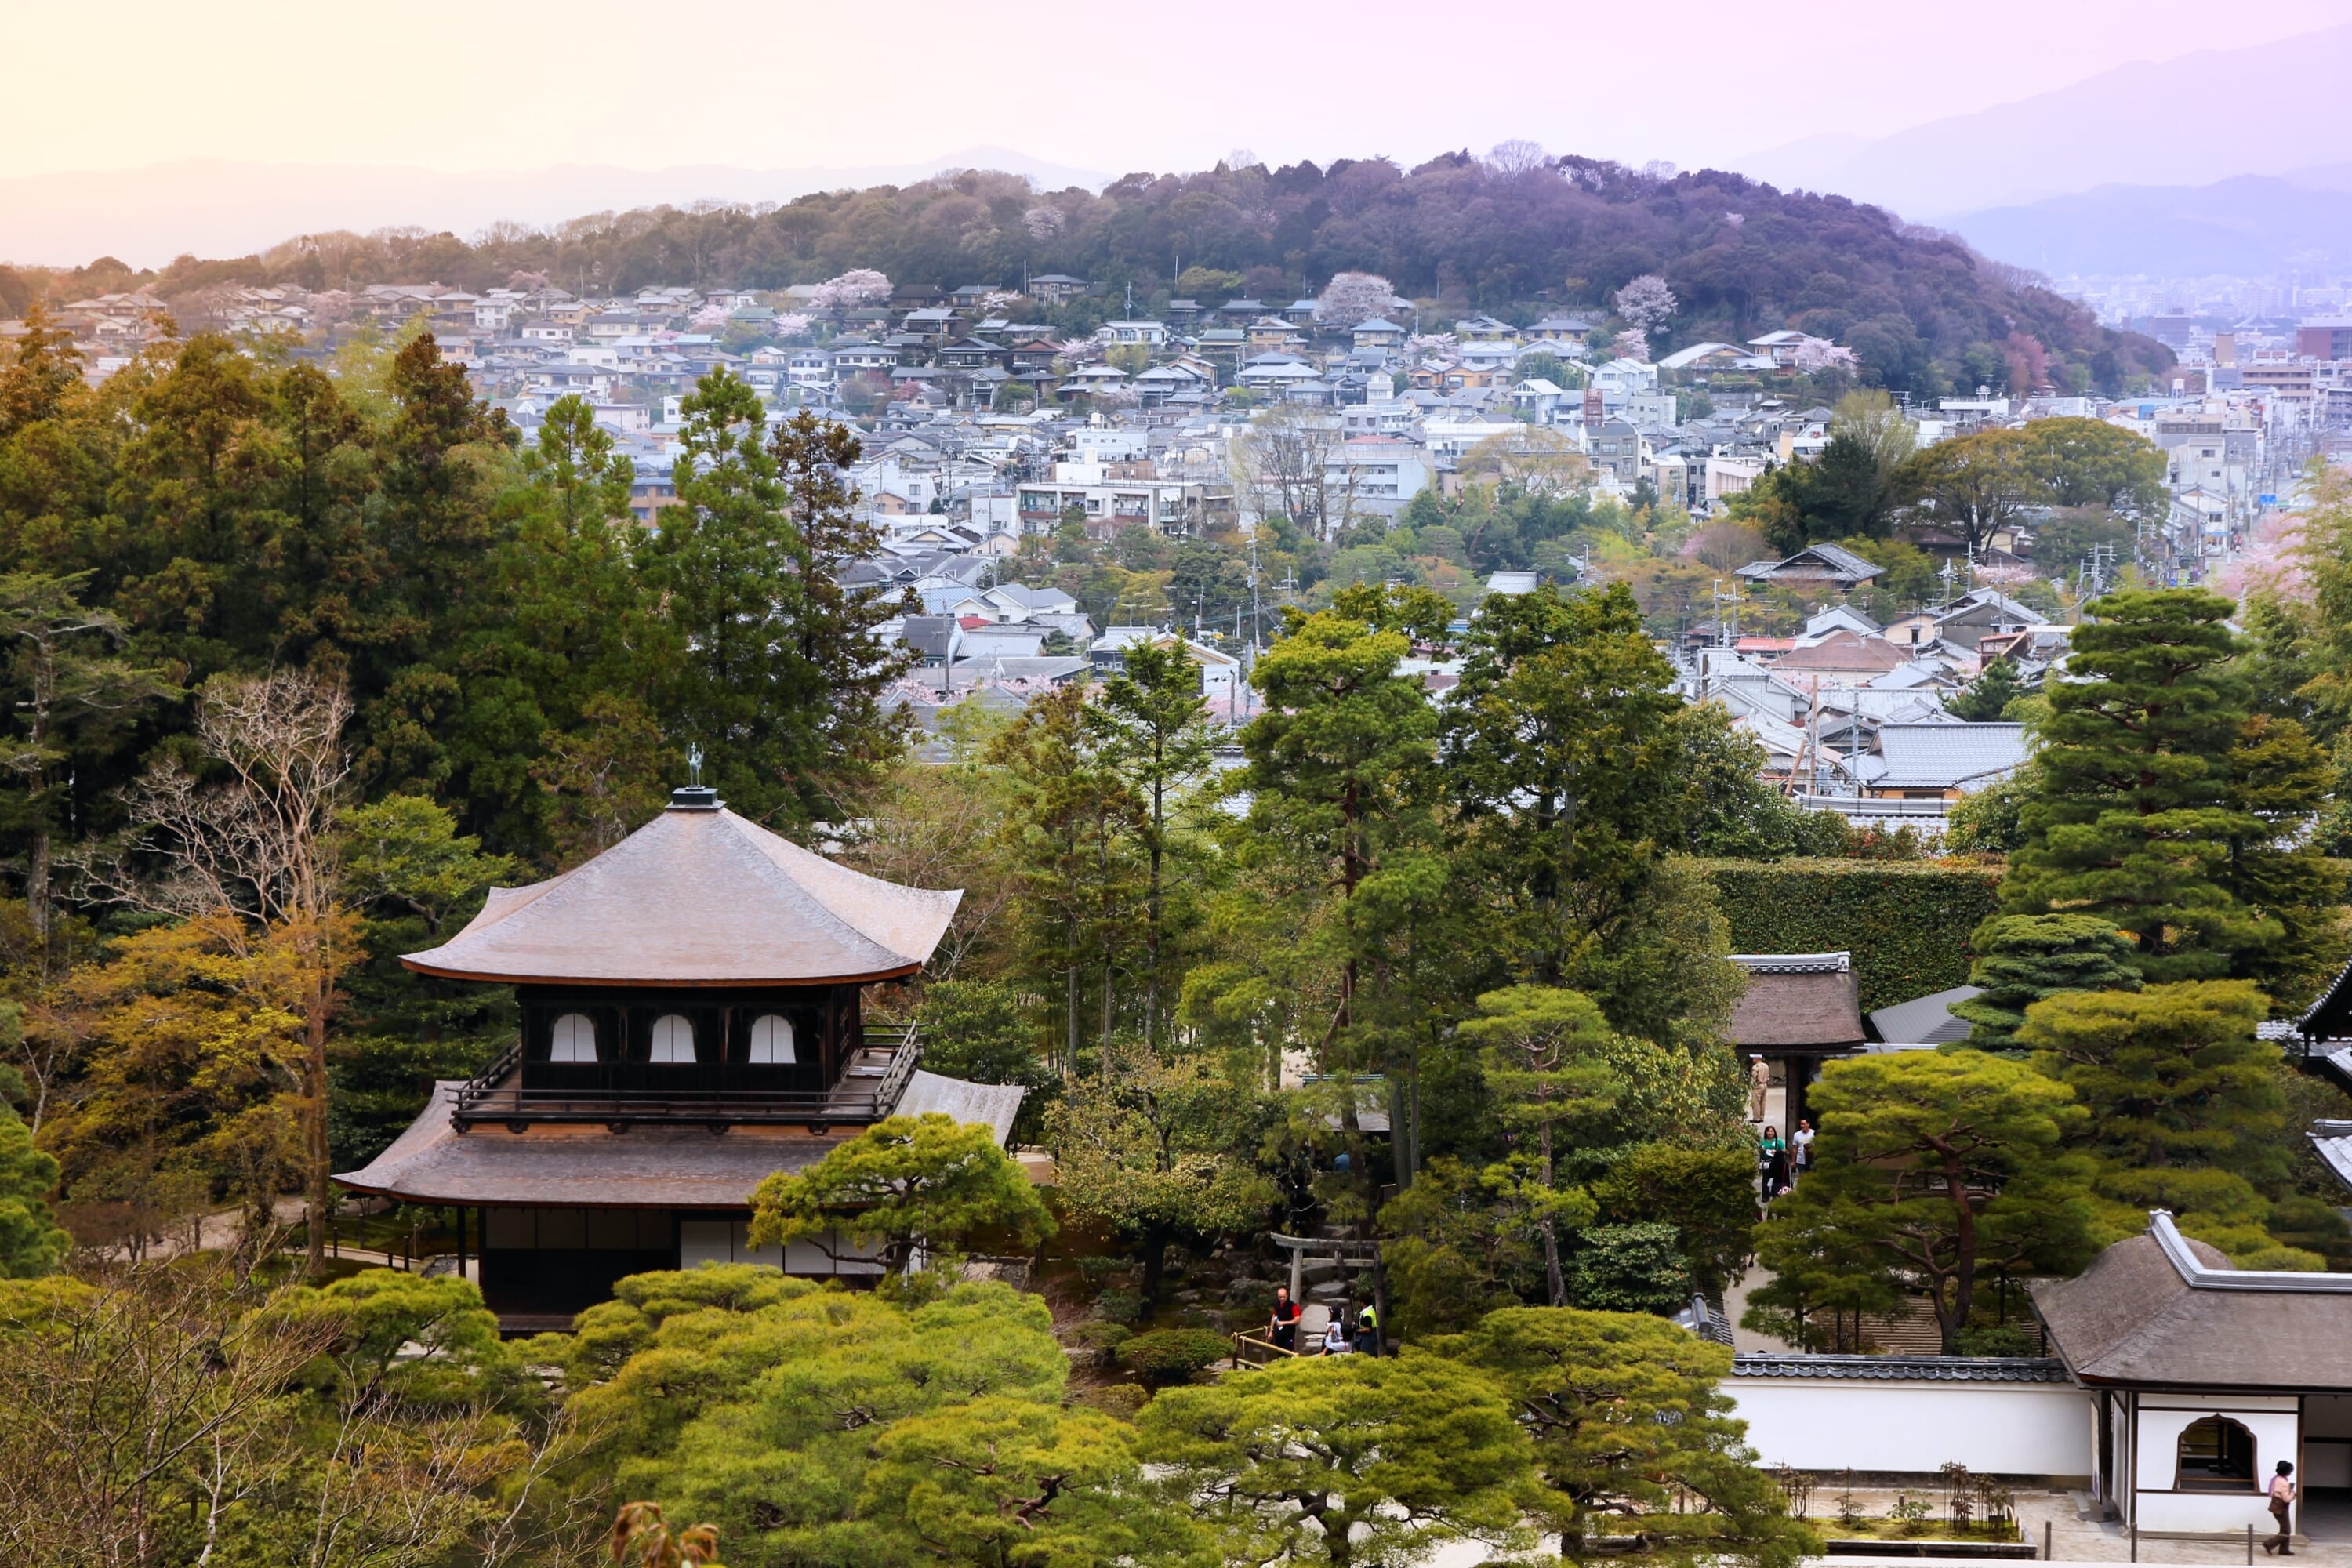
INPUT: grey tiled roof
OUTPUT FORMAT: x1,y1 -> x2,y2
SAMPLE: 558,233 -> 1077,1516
1732,1354 -> 2067,1383
1874,722 -> 2027,789
1869,985 -> 1984,1045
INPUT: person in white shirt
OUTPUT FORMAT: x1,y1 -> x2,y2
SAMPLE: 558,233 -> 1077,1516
1322,1318 -> 1350,1354
1791,1120 -> 1816,1180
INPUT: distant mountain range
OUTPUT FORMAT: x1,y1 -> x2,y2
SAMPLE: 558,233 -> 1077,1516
1736,24 -> 2352,221
0,150 -> 1112,270
1946,175 -> 2352,278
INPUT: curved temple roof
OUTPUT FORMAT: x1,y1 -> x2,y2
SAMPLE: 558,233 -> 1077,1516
402,798 -> 962,986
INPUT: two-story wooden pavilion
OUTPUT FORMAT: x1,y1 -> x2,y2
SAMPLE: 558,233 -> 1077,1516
336,785 -> 1021,1330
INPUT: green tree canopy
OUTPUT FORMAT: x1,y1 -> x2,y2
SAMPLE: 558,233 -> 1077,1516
748,1114 -> 1052,1282
2002,588 -> 2314,982
1138,1350 -> 1534,1568
1444,1306 -> 1814,1568
1745,1051 -> 2096,1354
1950,913 -> 2144,1053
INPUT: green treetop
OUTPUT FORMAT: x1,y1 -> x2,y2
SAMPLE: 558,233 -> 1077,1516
2002,589 -> 2287,980
1950,913 -> 2143,1053
1457,986 -> 1621,1305
748,1113 -> 1053,1285
644,379 -> 912,822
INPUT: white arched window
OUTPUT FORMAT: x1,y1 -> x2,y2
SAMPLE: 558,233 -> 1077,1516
749,1014 -> 797,1065
549,1013 -> 597,1063
649,1014 -> 697,1064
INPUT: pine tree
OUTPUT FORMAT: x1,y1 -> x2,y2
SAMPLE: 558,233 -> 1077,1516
1947,655 -> 2024,721
2001,589 -> 2287,981
1950,913 -> 2143,1052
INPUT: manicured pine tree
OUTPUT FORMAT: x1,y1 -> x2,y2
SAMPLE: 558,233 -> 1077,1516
1949,913 -> 2143,1053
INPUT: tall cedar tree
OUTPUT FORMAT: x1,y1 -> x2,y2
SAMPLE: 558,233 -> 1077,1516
1456,987 -> 1622,1306
1088,638 -> 1215,1047
644,379 -> 912,822
1234,583 -> 1450,1052
989,684 -> 1144,1071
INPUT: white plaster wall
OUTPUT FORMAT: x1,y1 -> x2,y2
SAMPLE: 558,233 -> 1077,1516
2133,1399 -> 2296,1534
1725,1378 -> 2094,1478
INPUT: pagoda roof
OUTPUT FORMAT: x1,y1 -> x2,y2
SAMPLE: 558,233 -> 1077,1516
401,797 -> 961,986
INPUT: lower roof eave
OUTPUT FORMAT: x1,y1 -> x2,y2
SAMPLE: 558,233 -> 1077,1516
330,1175 -> 764,1212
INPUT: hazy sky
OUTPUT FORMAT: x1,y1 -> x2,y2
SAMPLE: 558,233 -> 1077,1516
6,0 -> 2351,180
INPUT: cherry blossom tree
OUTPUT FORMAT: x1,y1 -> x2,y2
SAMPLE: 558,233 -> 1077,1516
811,269 -> 893,314
1612,273 -> 1678,351
1791,336 -> 1861,374
1315,271 -> 1403,333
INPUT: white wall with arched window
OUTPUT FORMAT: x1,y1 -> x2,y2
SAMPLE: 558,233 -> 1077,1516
649,1013 -> 697,1063
749,1014 -> 797,1065
2133,1396 -> 2296,1533
549,1012 -> 597,1062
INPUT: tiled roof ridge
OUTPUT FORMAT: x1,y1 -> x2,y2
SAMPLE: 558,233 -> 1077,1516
1732,1352 -> 2067,1382
1730,951 -> 1851,974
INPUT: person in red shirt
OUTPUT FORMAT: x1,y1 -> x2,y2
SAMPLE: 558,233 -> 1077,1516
1268,1286 -> 1301,1352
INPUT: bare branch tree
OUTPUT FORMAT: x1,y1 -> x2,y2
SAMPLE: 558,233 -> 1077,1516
85,670 -> 358,1275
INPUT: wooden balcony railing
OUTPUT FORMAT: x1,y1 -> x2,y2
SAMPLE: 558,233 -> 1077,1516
449,1023 -> 922,1131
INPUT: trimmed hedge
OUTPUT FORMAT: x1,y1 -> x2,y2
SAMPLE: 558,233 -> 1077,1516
1695,858 -> 2002,1012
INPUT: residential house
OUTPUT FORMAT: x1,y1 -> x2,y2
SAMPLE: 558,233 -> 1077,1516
1323,435 -> 1431,517
1025,274 -> 1087,305
1454,315 -> 1519,343
1734,542 -> 1884,593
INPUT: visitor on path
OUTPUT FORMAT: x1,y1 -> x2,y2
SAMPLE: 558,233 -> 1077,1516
1269,1287 -> 1301,1352
1323,1312 -> 1352,1353
1758,1125 -> 1789,1197
1791,1119 -> 1815,1179
1748,1055 -> 1770,1123
2266,1461 -> 2297,1555
1354,1301 -> 1381,1356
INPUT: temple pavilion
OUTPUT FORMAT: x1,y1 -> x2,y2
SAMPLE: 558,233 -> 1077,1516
336,784 -> 1022,1330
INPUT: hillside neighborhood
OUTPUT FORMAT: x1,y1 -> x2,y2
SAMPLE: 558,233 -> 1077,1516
12,155 -> 2352,1568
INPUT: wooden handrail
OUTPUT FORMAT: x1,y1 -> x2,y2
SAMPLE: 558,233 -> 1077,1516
1231,1330 -> 1302,1370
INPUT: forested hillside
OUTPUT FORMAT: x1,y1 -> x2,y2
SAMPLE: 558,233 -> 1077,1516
7,154 -> 2170,399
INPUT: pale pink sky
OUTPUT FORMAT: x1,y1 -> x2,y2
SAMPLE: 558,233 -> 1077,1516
5,0 -> 2350,180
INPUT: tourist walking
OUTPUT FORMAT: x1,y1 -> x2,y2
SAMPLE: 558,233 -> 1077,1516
1354,1301 -> 1381,1356
1758,1125 -> 1789,1197
1268,1286 -> 1301,1353
1791,1119 -> 1816,1181
2265,1461 -> 2297,1555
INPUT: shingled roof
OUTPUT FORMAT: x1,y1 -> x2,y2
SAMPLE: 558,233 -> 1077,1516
1727,952 -> 1867,1050
402,793 -> 961,986
2032,1214 -> 2352,1392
